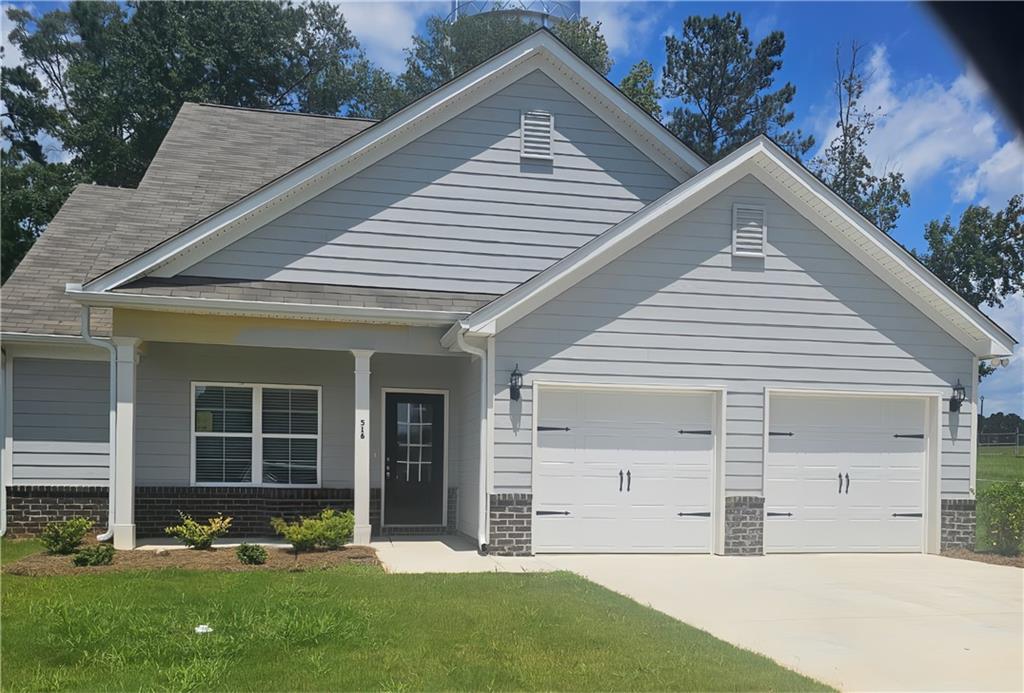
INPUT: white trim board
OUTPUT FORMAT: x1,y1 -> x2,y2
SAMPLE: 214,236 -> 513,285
81,30 -> 705,293
458,137 -> 1015,359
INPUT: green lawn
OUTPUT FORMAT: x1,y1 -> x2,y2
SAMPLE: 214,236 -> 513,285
1,540 -> 826,692
976,446 -> 1024,551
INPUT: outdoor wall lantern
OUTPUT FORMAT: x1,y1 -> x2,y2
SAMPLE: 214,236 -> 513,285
949,379 -> 967,412
509,364 -> 523,401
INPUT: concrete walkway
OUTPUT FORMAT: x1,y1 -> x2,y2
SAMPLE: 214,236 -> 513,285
546,553 -> 1024,692
372,535 -> 557,573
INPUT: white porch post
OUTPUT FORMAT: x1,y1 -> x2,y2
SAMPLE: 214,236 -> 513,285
112,337 -> 139,549
351,350 -> 373,544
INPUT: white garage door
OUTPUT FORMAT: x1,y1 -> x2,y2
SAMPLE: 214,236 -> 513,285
765,393 -> 928,553
533,387 -> 716,553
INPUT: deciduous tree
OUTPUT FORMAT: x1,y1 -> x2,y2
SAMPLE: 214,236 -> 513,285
619,60 -> 661,119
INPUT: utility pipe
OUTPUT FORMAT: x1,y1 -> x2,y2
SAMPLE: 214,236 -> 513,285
79,305 -> 116,542
453,330 -> 489,553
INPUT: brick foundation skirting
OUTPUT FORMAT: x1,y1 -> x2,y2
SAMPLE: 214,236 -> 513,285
723,496 -> 764,555
488,493 -> 532,556
4,486 -> 109,537
941,498 -> 976,551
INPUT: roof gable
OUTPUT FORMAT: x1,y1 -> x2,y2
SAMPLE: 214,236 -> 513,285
81,30 -> 706,293
455,137 -> 1016,358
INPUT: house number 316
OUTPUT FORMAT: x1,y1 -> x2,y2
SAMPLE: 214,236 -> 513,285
360,419 -> 366,439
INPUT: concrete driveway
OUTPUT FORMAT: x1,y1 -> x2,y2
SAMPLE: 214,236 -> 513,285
547,554 -> 1023,692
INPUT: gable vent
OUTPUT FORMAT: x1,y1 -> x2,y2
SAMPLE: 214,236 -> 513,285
732,205 -> 767,257
521,110 -> 554,161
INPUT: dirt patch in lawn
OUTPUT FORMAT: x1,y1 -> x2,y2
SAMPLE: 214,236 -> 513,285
3,544 -> 379,577
942,547 -> 1024,568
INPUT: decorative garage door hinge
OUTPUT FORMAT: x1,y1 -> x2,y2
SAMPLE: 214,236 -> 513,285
892,512 -> 923,517
537,425 -> 571,432
676,511 -> 711,517
766,512 -> 793,517
769,431 -> 794,436
536,510 -> 570,516
893,433 -> 924,439
678,429 -> 713,435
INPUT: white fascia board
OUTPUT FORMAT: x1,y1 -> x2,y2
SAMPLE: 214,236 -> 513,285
463,137 -> 1016,358
463,138 -> 763,334
66,288 -> 468,327
748,141 -> 1016,357
84,32 -> 704,293
0,332 -> 109,361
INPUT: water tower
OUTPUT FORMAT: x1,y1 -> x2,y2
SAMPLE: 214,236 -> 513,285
448,0 -> 581,27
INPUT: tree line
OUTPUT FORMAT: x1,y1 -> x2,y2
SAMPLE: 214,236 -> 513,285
2,1 -> 1021,326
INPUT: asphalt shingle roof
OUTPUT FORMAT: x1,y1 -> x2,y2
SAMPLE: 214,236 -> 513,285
2,103 -> 376,336
115,276 -> 498,314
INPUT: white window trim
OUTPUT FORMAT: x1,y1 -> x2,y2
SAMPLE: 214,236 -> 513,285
190,381 -> 322,488
732,203 -> 767,258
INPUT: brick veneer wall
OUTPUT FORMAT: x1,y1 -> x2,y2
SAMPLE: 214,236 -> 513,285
4,486 -> 109,537
723,495 -> 764,555
940,498 -> 976,550
134,487 -> 355,537
489,493 -> 532,556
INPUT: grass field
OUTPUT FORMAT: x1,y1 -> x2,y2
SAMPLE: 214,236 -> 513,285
976,446 -> 1024,551
0,539 -> 826,692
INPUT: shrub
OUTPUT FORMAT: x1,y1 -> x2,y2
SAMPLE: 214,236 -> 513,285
72,543 -> 115,567
40,518 -> 94,555
271,508 -> 354,552
164,512 -> 232,549
978,480 -> 1024,556
236,543 -> 268,565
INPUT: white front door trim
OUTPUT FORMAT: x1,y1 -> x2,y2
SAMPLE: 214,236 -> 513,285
762,386 -> 942,554
532,380 -> 727,554
379,387 -> 450,529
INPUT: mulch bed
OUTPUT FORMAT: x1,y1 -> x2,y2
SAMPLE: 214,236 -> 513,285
4,543 -> 379,577
942,547 -> 1024,568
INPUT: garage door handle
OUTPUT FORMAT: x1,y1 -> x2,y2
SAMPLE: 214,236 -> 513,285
626,469 -> 631,492
678,429 -> 712,435
767,512 -> 793,517
838,473 -> 843,494
619,470 -> 623,492
536,510 -> 570,516
845,473 -> 850,494
892,512 -> 922,517
538,425 -> 571,432
677,511 -> 711,517
769,431 -> 794,437
894,433 -> 924,439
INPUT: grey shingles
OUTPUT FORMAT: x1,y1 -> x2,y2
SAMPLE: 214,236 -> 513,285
2,104 -> 376,336
115,276 -> 498,314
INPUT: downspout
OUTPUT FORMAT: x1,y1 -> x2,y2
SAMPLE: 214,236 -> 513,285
79,305 -> 116,542
1,348 -> 7,537
453,330 -> 489,553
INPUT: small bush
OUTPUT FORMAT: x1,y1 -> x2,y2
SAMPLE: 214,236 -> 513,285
236,543 -> 268,565
40,518 -> 94,555
164,512 -> 232,549
72,543 -> 115,567
978,480 -> 1024,556
271,508 -> 354,553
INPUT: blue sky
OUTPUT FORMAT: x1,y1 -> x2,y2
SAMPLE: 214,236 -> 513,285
4,1 -> 1022,413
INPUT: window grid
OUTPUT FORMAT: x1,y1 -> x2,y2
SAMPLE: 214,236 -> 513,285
191,382 -> 321,488
397,402 -> 433,483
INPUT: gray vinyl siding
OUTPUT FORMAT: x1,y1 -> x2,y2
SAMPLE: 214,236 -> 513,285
493,175 -> 975,497
12,358 -> 109,485
188,70 -> 679,293
134,342 -> 470,489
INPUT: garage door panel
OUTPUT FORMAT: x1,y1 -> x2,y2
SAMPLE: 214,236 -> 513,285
534,387 -> 716,553
766,393 -> 926,553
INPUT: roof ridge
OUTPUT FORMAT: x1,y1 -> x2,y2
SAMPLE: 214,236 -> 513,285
190,102 -> 378,123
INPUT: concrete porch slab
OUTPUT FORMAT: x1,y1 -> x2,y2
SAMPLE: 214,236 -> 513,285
372,534 -> 557,573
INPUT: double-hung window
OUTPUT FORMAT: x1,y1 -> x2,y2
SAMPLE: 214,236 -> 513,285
192,383 -> 321,487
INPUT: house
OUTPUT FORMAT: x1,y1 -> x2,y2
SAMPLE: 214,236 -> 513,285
0,30 -> 1014,555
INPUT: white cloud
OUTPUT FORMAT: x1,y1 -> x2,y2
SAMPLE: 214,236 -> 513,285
585,1 -> 662,58
980,292 -> 1023,416
813,45 -> 1020,209
334,1 -> 446,74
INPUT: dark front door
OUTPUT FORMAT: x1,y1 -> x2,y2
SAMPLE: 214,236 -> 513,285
384,392 -> 446,525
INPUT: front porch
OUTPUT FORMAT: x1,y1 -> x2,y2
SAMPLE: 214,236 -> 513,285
107,317 -> 485,549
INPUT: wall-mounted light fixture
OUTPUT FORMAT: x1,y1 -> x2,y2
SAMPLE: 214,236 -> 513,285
509,364 -> 523,401
949,379 -> 967,412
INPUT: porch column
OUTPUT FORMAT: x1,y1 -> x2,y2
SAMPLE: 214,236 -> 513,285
112,337 -> 139,550
351,350 -> 373,544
